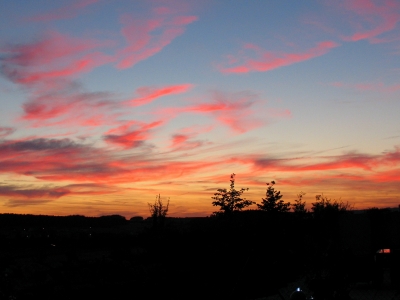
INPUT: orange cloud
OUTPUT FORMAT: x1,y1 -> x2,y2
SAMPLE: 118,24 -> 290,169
219,41 -> 339,74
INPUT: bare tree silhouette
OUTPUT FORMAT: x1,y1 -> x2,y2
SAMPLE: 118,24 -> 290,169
148,194 -> 169,228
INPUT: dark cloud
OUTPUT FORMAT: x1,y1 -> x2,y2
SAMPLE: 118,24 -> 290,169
0,138 -> 79,151
0,184 -> 70,201
4,199 -> 53,207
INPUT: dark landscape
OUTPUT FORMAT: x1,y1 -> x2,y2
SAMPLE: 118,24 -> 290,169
1,204 -> 399,299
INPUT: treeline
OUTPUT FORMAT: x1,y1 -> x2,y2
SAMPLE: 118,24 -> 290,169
211,173 -> 352,216
0,213 -> 129,228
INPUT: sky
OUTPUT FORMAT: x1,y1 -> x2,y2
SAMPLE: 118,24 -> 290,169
1,0 -> 400,218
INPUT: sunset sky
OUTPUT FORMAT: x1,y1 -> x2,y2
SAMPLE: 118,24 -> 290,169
1,0 -> 400,218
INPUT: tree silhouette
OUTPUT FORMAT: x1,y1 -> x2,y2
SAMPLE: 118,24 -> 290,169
148,194 -> 169,228
257,181 -> 290,212
211,173 -> 254,215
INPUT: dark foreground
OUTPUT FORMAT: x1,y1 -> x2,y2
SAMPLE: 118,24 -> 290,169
0,210 -> 399,299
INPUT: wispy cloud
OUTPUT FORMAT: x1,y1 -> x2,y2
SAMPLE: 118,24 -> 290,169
116,8 -> 197,69
339,0 -> 400,43
219,41 -> 339,74
156,90 -> 268,133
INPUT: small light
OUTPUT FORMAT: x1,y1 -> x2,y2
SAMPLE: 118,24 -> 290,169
297,287 -> 301,291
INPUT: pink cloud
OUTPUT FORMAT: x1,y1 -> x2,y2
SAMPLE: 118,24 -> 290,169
0,32 -> 124,128
116,11 -> 197,69
1,9 -> 197,129
103,120 -> 164,149
127,83 -> 193,106
339,0 -> 400,43
27,0 -> 99,22
219,41 -> 339,74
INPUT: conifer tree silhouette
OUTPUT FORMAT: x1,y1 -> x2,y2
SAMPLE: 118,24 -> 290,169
257,181 -> 290,212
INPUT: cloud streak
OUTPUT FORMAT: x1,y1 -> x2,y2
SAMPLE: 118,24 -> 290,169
127,84 -> 193,107
0,137 -> 217,184
219,41 -> 339,74
228,147 -> 400,175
